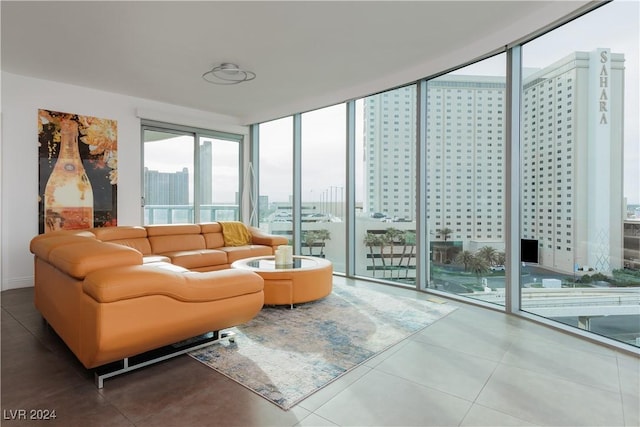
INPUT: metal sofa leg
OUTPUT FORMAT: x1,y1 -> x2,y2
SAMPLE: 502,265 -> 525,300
94,330 -> 235,388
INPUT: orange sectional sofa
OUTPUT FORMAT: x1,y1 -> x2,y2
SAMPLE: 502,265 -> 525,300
29,222 -> 288,379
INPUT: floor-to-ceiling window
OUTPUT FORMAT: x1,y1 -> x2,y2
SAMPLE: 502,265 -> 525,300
355,86 -> 418,284
251,1 -> 638,350
301,105 -> 346,273
519,0 -> 639,346
425,55 -> 508,305
257,117 -> 294,240
142,121 -> 243,224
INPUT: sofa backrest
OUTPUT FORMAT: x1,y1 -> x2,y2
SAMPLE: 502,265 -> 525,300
91,226 -> 152,255
200,222 -> 225,249
146,224 -> 205,254
46,240 -> 143,279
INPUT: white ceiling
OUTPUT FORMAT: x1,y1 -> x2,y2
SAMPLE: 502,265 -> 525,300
1,1 -> 593,125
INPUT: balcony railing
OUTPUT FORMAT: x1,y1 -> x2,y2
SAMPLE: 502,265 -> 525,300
144,204 -> 239,224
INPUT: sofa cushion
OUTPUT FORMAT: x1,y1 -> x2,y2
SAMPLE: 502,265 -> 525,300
143,255 -> 172,264
145,224 -> 202,237
163,249 -> 228,270
146,224 -> 206,254
219,221 -> 252,246
91,226 -> 146,241
91,226 -> 152,255
221,245 -> 273,264
145,261 -> 190,273
200,222 -> 225,249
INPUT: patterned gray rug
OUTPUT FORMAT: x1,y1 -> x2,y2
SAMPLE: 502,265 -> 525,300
189,282 -> 456,410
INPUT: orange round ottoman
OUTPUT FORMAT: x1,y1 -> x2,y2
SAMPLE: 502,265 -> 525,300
231,255 -> 333,307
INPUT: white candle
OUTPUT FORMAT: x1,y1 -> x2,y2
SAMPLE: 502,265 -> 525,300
278,245 -> 293,264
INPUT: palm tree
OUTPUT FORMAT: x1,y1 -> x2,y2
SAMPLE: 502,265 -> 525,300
477,246 -> 498,266
434,228 -> 455,263
303,231 -> 318,256
437,227 -> 453,242
455,250 -> 475,272
377,232 -> 391,277
398,230 -> 416,278
303,229 -> 331,256
364,232 -> 387,277
384,228 -> 404,277
314,229 -> 331,257
468,255 -> 490,285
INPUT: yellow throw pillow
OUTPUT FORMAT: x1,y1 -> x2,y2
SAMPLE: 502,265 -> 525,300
219,221 -> 252,246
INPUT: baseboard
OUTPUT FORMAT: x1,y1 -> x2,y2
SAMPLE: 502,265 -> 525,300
2,276 -> 34,291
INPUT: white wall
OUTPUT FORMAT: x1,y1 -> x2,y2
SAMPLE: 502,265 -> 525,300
1,72 -> 248,290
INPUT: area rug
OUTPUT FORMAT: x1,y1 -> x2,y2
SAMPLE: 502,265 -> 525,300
188,282 -> 456,410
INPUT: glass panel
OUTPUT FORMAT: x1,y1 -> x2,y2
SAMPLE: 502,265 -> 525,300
425,54 -> 507,303
301,104 -> 346,272
521,0 -> 639,347
355,85 -> 418,285
143,129 -> 194,224
199,137 -> 240,222
258,117 -> 294,242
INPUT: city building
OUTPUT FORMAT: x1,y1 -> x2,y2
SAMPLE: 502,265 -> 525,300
522,49 -> 624,274
426,75 -> 507,253
143,167 -> 189,205
364,87 -> 417,221
199,140 -> 213,205
365,49 -> 625,275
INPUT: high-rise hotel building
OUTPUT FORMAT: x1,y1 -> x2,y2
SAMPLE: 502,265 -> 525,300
364,76 -> 507,249
426,75 -> 506,251
522,49 -> 624,274
364,87 -> 417,221
364,49 -> 624,274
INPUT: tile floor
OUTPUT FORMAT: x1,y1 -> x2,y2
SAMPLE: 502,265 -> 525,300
1,278 -> 638,426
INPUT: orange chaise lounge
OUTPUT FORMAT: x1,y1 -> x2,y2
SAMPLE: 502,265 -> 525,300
29,222 -> 288,387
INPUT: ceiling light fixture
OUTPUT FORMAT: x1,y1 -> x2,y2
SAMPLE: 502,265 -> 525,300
202,63 -> 256,85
